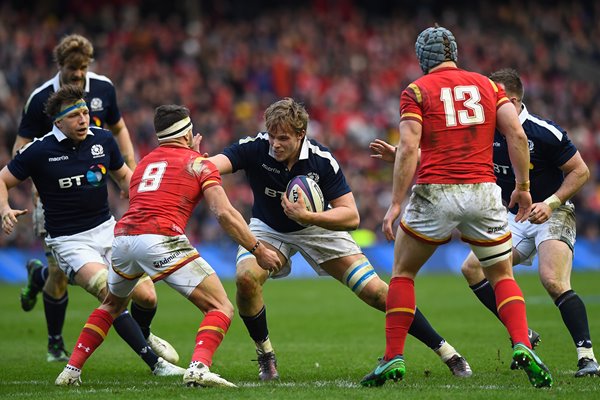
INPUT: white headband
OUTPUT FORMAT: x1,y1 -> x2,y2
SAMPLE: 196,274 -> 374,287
156,116 -> 192,142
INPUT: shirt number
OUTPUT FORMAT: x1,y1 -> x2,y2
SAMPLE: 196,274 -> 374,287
440,85 -> 484,127
138,161 -> 167,192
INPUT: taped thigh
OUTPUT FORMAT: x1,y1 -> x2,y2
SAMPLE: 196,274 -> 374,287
470,238 -> 513,267
84,268 -> 108,298
342,257 -> 377,294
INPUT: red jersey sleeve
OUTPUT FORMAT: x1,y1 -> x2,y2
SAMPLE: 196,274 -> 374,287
191,157 -> 222,192
399,83 -> 424,124
490,79 -> 511,109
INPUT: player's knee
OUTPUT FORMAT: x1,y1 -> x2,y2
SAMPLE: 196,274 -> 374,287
131,277 -> 158,308
460,254 -> 481,280
45,265 -> 68,295
217,298 -> 235,320
358,278 -> 388,312
235,268 -> 263,298
540,276 -> 569,300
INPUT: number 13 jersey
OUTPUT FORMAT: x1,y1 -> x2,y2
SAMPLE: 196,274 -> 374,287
400,67 -> 510,184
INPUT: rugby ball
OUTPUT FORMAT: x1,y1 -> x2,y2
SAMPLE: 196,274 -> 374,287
286,175 -> 325,213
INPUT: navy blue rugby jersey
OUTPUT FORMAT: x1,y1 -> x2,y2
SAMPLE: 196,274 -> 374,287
18,72 -> 122,140
493,104 -> 577,213
222,133 -> 351,232
8,126 -> 124,237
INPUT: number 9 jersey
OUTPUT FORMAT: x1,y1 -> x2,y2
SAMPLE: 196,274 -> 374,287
400,67 -> 510,184
114,145 -> 222,237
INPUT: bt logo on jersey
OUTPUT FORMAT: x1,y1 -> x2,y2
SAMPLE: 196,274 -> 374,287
264,187 -> 285,198
58,175 -> 85,188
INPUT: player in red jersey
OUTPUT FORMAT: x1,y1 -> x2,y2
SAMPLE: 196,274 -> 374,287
55,105 -> 282,387
361,25 -> 552,388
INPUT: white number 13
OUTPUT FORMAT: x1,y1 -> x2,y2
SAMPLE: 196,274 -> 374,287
440,85 -> 484,127
138,161 -> 167,192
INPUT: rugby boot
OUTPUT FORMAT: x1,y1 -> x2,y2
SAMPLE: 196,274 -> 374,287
183,362 -> 237,387
575,357 -> 600,377
360,355 -> 405,387
445,354 -> 473,377
20,259 -> 44,311
512,343 -> 553,388
256,351 -> 279,381
147,333 -> 179,364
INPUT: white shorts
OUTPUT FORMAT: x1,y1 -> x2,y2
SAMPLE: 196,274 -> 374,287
109,234 -> 215,298
401,183 -> 510,244
44,217 -> 116,282
510,203 -> 576,266
236,218 -> 362,278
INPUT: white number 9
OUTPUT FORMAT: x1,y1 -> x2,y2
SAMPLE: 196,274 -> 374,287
138,161 -> 167,192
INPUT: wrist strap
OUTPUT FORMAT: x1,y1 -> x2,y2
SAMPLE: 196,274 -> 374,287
543,194 -> 561,211
516,180 -> 530,192
249,241 -> 260,254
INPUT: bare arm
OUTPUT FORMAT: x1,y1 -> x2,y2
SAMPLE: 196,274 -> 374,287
12,136 -> 32,158
207,154 -> 234,175
528,151 -> 589,224
0,167 -> 27,234
203,185 -> 282,272
381,120 -> 421,241
281,191 -> 360,231
496,102 -> 532,221
108,118 -> 137,170
369,138 -> 421,165
109,164 -> 132,198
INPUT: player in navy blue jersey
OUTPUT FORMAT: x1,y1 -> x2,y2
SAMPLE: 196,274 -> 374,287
10,34 -> 173,364
460,69 -> 598,377
1,85 -> 184,380
207,97 -> 472,381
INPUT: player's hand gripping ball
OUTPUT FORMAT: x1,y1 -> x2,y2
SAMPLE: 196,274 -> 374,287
285,175 -> 324,213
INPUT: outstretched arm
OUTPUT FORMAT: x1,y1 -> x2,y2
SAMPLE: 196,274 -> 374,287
370,138 -> 421,165
0,167 -> 27,234
204,185 -> 282,272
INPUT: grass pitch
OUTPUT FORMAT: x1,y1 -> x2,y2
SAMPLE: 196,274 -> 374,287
1,271 -> 599,399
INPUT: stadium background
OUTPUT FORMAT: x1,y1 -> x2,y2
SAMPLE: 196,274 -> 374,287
1,0 -> 600,281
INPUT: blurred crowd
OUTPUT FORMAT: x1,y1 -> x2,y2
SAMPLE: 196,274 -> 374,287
1,0 -> 600,249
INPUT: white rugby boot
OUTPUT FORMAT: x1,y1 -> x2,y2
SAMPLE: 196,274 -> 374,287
147,333 -> 180,364
55,366 -> 82,386
153,357 -> 186,376
183,362 -> 237,388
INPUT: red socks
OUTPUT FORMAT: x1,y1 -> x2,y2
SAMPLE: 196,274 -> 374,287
384,277 -> 416,360
495,278 -> 530,348
191,310 -> 231,367
69,308 -> 114,369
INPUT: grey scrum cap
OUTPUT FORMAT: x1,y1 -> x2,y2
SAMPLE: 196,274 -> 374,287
415,25 -> 458,74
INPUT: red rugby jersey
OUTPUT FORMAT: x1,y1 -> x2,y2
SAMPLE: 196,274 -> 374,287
400,67 -> 510,184
115,145 -> 221,236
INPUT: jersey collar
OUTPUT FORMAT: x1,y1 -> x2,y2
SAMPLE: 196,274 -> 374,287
52,72 -> 91,93
51,124 -> 94,142
518,103 -> 530,126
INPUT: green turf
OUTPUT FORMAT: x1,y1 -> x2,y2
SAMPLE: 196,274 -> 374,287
1,271 -> 599,399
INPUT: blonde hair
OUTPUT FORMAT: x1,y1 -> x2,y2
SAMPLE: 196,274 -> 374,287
264,98 -> 308,136
53,34 -> 94,67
